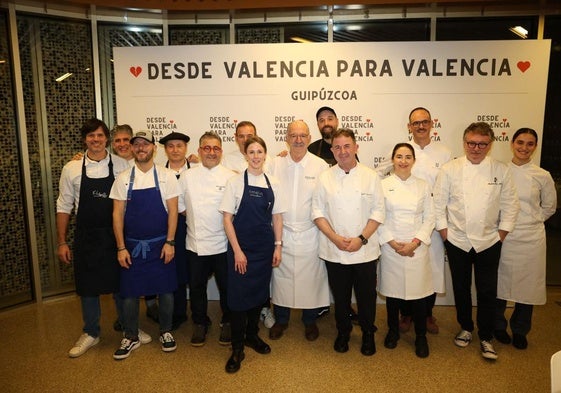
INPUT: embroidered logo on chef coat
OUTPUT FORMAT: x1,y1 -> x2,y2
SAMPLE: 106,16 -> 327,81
487,177 -> 503,186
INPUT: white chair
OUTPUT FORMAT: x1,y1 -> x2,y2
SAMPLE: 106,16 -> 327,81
551,350 -> 561,392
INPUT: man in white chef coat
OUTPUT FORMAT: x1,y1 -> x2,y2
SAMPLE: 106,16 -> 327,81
312,128 -> 385,356
433,121 -> 519,361
268,120 -> 330,342
178,131 -> 235,347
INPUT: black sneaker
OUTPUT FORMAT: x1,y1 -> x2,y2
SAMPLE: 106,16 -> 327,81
160,332 -> 177,352
415,335 -> 429,358
384,330 -> 399,349
113,337 -> 140,360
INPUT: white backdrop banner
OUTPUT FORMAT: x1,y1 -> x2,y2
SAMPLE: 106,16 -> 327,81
114,41 -> 550,305
115,40 -> 550,166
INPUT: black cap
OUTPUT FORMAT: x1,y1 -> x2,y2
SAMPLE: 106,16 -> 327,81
316,106 -> 337,120
159,132 -> 190,145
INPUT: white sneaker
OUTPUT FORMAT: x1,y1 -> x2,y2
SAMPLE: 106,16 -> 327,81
480,340 -> 498,360
138,329 -> 152,344
68,333 -> 100,358
260,307 -> 275,329
454,330 -> 472,348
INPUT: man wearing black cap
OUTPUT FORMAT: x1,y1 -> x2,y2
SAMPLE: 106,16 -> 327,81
110,130 -> 181,360
308,106 -> 340,166
159,131 -> 193,330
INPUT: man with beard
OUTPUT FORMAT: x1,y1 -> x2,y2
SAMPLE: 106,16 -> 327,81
308,106 -> 339,166
110,130 -> 180,360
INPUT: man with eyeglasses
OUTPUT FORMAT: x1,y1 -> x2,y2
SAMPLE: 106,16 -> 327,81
393,107 -> 452,336
268,120 -> 330,342
178,131 -> 235,346
433,122 -> 519,361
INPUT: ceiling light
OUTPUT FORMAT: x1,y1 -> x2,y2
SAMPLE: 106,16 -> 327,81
290,36 -> 312,43
55,72 -> 73,82
509,26 -> 528,39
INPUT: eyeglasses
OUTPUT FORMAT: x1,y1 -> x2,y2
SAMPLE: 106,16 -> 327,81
465,141 -> 490,149
288,134 -> 310,140
201,145 -> 222,153
410,120 -> 432,128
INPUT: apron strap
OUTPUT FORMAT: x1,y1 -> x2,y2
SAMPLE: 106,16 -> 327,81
129,235 -> 167,259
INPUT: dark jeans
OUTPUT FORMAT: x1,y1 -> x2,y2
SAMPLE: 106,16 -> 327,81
188,250 -> 229,325
496,299 -> 533,336
123,292 -> 174,338
387,296 -> 427,336
231,305 -> 261,351
324,259 -> 377,335
445,240 -> 501,341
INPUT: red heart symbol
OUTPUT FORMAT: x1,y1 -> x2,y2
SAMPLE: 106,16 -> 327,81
434,118 -> 438,122
366,132 -> 371,136
433,132 -> 438,136
366,119 -> 371,122
170,120 -> 174,123
517,61 -> 530,72
130,66 -> 142,77
503,118 -> 507,122
502,132 -> 506,136
234,120 -> 238,123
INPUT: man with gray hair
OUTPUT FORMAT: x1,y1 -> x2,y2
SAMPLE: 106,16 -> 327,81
433,122 -> 519,360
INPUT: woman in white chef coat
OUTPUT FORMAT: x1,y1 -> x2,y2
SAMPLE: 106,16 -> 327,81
378,143 -> 435,358
495,128 -> 557,350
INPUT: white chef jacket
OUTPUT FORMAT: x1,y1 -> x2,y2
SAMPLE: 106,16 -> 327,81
378,174 -> 435,300
433,156 -> 519,253
109,164 -> 180,210
178,164 -> 235,256
219,171 -> 287,216
56,150 -> 130,214
498,161 -> 557,304
221,149 -> 273,174
269,152 -> 330,308
311,163 -> 385,264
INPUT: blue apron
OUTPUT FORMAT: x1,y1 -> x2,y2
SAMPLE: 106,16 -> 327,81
120,166 -> 177,298
227,171 -> 275,311
74,155 -> 120,296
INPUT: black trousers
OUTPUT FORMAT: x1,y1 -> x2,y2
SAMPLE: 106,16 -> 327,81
188,250 -> 229,325
387,296 -> 427,336
230,305 -> 261,351
399,292 -> 436,318
496,299 -> 534,336
445,240 -> 501,341
324,259 -> 377,335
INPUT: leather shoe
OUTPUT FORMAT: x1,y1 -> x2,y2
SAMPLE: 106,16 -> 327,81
361,332 -> 376,356
415,335 -> 429,358
333,333 -> 350,353
225,350 -> 245,373
399,316 -> 412,333
269,323 -> 288,340
426,316 -> 439,334
494,329 -> 512,344
305,323 -> 319,341
384,330 -> 399,349
512,334 -> 528,350
244,335 -> 271,354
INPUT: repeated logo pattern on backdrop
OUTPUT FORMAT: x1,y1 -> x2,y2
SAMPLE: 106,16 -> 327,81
115,41 -> 550,166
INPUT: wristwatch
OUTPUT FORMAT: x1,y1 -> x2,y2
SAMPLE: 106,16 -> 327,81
165,240 -> 175,246
358,234 -> 368,245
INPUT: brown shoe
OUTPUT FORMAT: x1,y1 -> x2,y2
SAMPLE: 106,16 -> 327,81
399,316 -> 412,333
305,323 -> 319,341
269,323 -> 288,340
426,316 -> 439,334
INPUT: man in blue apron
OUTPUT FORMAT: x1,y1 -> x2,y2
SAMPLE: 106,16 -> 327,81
56,118 -> 131,358
110,130 -> 181,360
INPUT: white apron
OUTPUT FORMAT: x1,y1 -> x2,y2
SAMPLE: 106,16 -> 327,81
378,176 -> 433,300
271,226 -> 330,309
